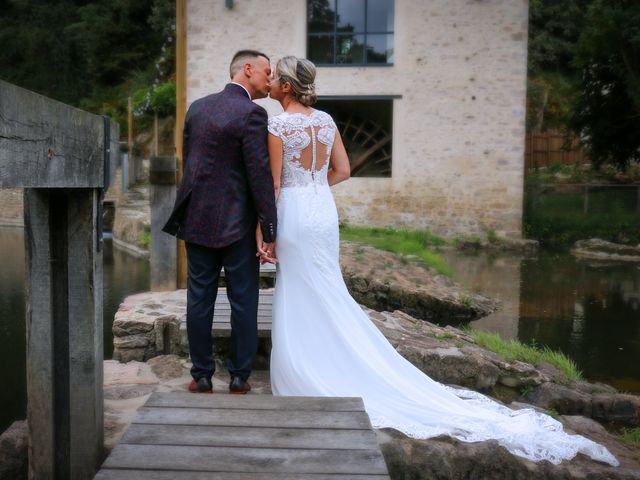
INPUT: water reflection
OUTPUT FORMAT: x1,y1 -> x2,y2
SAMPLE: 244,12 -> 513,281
442,249 -> 640,393
0,228 -> 149,433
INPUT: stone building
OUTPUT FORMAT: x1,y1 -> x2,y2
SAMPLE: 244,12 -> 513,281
180,0 -> 529,237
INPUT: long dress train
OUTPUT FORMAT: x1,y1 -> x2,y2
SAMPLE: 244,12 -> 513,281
267,110 -> 618,467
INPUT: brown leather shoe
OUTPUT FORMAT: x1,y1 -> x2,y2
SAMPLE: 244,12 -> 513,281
189,377 -> 213,393
229,376 -> 251,394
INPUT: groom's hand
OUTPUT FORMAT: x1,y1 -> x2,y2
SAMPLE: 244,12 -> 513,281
259,242 -> 277,264
256,224 -> 277,264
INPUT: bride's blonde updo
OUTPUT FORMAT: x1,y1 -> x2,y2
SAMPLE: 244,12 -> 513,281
276,56 -> 318,106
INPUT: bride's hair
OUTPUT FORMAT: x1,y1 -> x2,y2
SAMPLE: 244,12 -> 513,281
276,56 -> 318,106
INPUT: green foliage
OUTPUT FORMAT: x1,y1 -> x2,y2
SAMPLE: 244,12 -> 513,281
465,329 -> 583,382
339,226 -> 452,276
432,332 -> 456,341
620,427 -> 640,447
520,384 -> 534,397
528,0 -> 591,75
0,0 -> 175,131
544,408 -> 561,420
570,0 -> 640,171
150,81 -> 176,117
485,230 -> 500,245
524,185 -> 640,247
527,0 -> 589,132
459,295 -> 473,307
139,231 -> 151,250
528,0 -> 640,172
527,74 -> 579,133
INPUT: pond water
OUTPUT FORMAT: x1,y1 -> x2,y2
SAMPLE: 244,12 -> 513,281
442,249 -> 640,393
0,227 -> 149,433
1,227 -> 639,434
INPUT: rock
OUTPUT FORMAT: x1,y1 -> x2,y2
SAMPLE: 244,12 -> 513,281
147,354 -> 185,380
572,380 -> 618,395
340,241 -> 498,321
112,346 -> 148,363
113,333 -> 150,348
571,239 -> 640,262
499,360 -> 546,388
536,362 -> 565,383
112,316 -> 155,336
104,360 -> 159,386
103,384 -> 157,400
522,382 -> 592,417
592,394 -> 640,426
0,420 -> 27,480
368,309 -> 500,390
376,427 -> 640,479
561,415 -> 609,437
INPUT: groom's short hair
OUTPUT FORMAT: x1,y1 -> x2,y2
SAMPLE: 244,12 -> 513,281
230,50 -> 270,78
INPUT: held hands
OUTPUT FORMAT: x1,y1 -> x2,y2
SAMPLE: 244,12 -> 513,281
256,224 -> 277,264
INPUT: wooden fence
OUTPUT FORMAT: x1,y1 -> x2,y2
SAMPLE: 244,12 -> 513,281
525,132 -> 587,170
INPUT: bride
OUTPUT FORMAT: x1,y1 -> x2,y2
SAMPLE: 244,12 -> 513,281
261,55 -> 618,467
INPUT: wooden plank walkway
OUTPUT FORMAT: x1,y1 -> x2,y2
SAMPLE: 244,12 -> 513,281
210,288 -> 273,338
95,393 -> 391,479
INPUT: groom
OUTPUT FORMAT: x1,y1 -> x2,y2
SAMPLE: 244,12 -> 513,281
163,50 -> 277,394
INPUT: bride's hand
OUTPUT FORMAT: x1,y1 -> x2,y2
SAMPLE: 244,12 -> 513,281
256,224 -> 277,264
259,242 -> 277,265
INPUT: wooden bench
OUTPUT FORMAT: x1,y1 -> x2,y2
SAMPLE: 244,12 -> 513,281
95,393 -> 391,479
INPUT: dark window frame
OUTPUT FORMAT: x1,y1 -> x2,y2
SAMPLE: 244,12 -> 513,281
307,0 -> 395,66
315,96 -> 396,177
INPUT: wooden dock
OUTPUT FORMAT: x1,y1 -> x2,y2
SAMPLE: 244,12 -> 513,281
95,393 -> 391,479
210,288 -> 274,338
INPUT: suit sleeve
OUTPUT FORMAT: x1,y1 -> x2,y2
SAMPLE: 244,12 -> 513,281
241,107 -> 278,243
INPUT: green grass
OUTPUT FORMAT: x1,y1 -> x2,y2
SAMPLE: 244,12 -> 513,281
139,231 -> 151,250
459,294 -> 473,307
339,225 -> 452,276
464,329 -> 583,382
620,427 -> 640,447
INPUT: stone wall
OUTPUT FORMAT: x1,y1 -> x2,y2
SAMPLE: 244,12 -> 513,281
186,0 -> 529,238
0,189 -> 24,226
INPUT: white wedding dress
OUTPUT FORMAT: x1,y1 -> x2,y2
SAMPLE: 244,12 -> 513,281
267,110 -> 618,467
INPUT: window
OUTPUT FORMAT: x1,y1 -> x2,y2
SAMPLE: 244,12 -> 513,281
308,0 -> 394,65
315,98 -> 393,177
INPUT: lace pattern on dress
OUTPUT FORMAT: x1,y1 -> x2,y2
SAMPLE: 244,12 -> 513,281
268,110 -> 336,189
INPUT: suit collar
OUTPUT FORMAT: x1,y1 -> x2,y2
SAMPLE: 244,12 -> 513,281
226,82 -> 252,100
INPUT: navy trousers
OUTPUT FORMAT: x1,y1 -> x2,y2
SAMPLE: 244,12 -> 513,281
186,230 -> 259,382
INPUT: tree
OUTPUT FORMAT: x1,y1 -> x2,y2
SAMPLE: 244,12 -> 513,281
0,0 -> 91,104
571,0 -> 640,170
0,0 -> 174,120
526,0 -> 593,132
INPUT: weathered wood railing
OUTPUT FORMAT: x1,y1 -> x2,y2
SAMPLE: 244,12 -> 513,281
0,79 -> 118,479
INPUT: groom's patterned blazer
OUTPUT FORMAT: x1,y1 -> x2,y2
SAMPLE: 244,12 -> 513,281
163,83 -> 277,248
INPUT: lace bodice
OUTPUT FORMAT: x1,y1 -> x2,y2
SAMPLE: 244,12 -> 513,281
268,110 -> 337,188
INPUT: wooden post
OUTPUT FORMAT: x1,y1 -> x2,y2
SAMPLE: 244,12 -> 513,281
0,80 -> 117,479
176,0 -> 188,288
150,156 -> 177,291
128,96 -> 135,188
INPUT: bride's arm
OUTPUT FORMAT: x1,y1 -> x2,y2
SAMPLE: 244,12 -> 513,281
328,129 -> 351,186
268,133 -> 283,200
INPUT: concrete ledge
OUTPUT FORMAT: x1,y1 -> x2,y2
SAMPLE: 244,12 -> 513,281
112,237 -> 150,260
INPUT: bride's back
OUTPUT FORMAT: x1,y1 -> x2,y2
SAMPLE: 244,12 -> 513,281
268,110 -> 336,188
